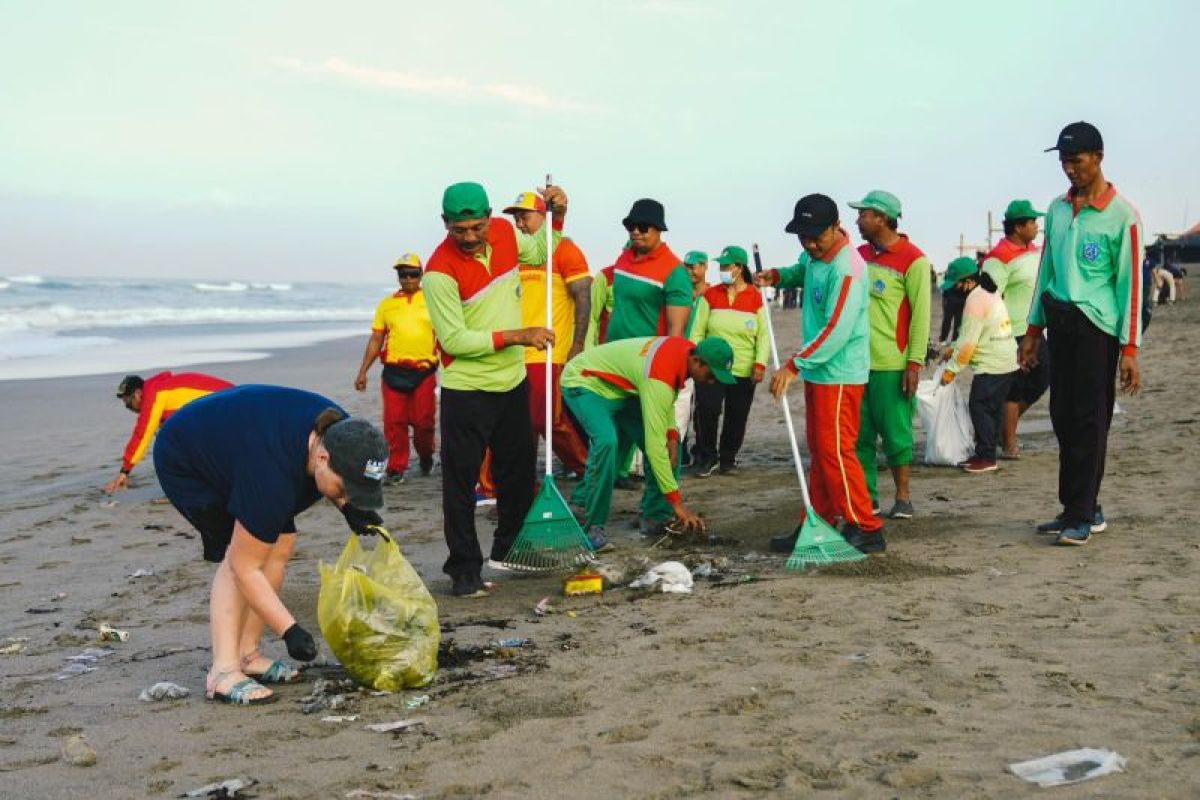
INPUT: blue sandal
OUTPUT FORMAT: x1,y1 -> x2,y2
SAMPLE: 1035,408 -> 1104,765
206,670 -> 276,706
240,650 -> 302,685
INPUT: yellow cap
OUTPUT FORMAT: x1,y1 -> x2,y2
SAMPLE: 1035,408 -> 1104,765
393,253 -> 422,269
502,191 -> 547,215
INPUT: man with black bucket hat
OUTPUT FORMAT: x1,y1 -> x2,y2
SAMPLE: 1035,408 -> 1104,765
152,385 -> 390,705
756,194 -> 886,555
1024,121 -> 1144,546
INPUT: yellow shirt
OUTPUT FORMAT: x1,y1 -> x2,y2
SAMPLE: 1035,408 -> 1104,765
519,237 -> 590,364
371,290 -> 436,366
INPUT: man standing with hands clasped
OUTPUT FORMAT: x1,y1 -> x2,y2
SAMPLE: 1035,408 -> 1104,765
1025,122 -> 1144,546
422,181 -> 563,597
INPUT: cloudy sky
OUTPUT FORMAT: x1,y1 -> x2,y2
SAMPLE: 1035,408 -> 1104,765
2,0 -> 1196,283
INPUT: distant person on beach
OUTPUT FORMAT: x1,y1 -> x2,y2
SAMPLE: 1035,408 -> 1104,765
153,385 -> 388,705
354,253 -> 438,484
851,190 -> 931,520
105,371 -> 233,494
939,278 -> 966,344
503,190 -> 591,480
421,181 -> 559,598
983,200 -> 1048,460
563,335 -> 733,543
688,246 -> 768,476
938,257 -> 1019,473
757,193 -> 885,556
1024,121 -> 1143,546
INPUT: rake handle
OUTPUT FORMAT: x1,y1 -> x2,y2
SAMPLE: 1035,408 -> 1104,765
753,244 -> 815,508
544,173 -> 554,477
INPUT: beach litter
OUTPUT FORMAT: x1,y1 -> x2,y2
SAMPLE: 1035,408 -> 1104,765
180,776 -> 257,798
1,637 -> 28,656
321,715 -> 359,723
404,694 -> 430,709
628,561 -> 693,594
344,790 -> 417,799
297,677 -> 357,715
60,734 -> 97,767
139,681 -> 190,702
984,567 -> 1018,577
534,596 -> 555,616
1008,748 -> 1126,787
493,638 -> 530,649
98,623 -> 129,643
128,568 -> 156,579
54,647 -> 113,680
365,719 -> 425,734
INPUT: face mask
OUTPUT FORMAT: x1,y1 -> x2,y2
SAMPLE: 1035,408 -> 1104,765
719,271 -> 735,285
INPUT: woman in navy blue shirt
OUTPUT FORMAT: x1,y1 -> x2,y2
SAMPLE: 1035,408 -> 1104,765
154,385 -> 389,705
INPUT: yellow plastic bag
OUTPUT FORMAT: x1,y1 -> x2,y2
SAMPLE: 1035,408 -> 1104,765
317,532 -> 440,691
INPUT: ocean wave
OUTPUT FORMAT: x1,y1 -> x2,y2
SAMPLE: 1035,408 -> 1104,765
250,282 -> 293,291
7,275 -> 44,284
0,332 -> 120,362
0,281 -> 9,291
0,303 -> 372,333
193,281 -> 249,292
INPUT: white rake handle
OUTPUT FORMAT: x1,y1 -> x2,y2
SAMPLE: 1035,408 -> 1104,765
544,173 -> 554,477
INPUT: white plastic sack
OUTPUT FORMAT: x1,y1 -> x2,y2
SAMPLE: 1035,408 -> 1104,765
916,367 -> 974,466
628,561 -> 693,594
1008,748 -> 1126,787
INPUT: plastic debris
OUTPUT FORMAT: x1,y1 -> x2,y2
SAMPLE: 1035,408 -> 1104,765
984,567 -> 1018,577
47,592 -> 68,602
1008,748 -> 1127,787
691,561 -> 717,578
54,647 -> 112,680
365,719 -> 425,733
403,694 -> 430,709
180,777 -> 257,798
534,596 -> 555,616
322,715 -> 359,723
344,790 -> 417,799
493,638 -> 530,649
0,637 -> 28,656
139,681 -> 190,702
128,569 -> 156,579
297,677 -> 356,715
628,561 -> 694,594
60,735 -> 97,767
98,623 -> 129,643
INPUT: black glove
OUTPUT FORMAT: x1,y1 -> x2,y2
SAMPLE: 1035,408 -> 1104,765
282,623 -> 318,662
340,504 -> 384,536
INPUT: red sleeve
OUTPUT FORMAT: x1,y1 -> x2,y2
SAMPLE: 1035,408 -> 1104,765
556,239 -> 590,282
121,381 -> 161,472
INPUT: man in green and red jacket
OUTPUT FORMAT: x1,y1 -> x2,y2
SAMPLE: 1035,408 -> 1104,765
1024,122 -> 1143,546
422,181 -> 561,597
849,190 -> 931,520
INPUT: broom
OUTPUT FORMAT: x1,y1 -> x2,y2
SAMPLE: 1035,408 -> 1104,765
496,175 -> 595,572
753,244 -> 865,569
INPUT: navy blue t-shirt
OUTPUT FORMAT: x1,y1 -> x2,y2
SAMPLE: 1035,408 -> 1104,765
154,385 -> 344,543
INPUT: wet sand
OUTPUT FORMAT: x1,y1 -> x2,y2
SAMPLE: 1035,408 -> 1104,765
1,289 -> 1197,799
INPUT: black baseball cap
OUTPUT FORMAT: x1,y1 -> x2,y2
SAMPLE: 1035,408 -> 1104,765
322,417 -> 389,510
116,375 -> 144,398
785,194 -> 839,238
1045,121 -> 1103,155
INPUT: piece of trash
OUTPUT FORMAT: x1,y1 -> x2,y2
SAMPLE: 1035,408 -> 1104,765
26,606 -> 60,615
565,610 -> 577,618
98,623 -> 129,643
691,562 -> 717,578
54,663 -> 97,680
628,561 -> 694,594
47,592 -> 68,602
742,552 -> 764,562
180,777 -> 257,798
0,637 -> 28,656
139,681 -> 190,702
60,734 -> 97,767
66,647 -> 113,663
322,715 -> 359,723
563,571 -> 603,596
344,790 -> 417,799
493,638 -> 530,649
1008,748 -> 1126,787
845,652 -> 869,662
365,719 -> 425,733
984,567 -> 1018,577
103,500 -> 118,508
128,569 -> 156,579
54,647 -> 112,680
534,596 -> 555,616
403,694 -> 430,709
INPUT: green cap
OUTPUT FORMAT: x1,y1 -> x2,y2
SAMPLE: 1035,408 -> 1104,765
713,245 -> 748,266
694,337 -> 736,385
683,250 -> 709,265
848,189 -> 902,220
442,182 -> 491,221
1003,199 -> 1045,222
941,256 -> 978,290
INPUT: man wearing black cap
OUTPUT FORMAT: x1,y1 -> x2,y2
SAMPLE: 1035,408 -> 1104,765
1025,121 -> 1144,546
756,194 -> 884,555
105,370 -> 233,494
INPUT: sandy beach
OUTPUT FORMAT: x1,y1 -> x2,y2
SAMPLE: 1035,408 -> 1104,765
1,289 -> 1197,799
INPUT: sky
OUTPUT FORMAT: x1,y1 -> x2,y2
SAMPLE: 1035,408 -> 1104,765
1,0 -> 1197,283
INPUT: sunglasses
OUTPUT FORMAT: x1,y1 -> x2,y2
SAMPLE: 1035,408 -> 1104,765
396,269 -> 421,279
623,221 -> 653,234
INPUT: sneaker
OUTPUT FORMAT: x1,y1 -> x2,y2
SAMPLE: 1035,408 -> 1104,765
1037,506 -> 1106,535
694,458 -> 719,478
843,524 -> 887,554
419,456 -> 434,476
718,462 -> 739,475
386,471 -> 406,486
586,525 -> 614,553
451,574 -> 489,598
887,500 -> 915,520
962,457 -> 998,473
769,531 -> 798,553
474,491 -> 497,507
1090,505 -> 1107,533
1055,522 -> 1092,546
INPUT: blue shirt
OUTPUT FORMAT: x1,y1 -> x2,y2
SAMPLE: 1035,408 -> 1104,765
154,385 -> 342,542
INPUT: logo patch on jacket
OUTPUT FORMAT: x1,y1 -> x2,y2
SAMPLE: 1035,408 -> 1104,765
1082,242 -> 1101,262
813,288 -> 823,305
871,278 -> 886,297
364,460 -> 386,481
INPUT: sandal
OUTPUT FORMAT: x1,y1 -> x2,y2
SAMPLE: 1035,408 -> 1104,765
239,649 -> 302,685
206,669 -> 276,706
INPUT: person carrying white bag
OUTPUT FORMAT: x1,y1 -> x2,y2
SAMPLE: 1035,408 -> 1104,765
916,365 -> 974,467
937,257 -> 1019,473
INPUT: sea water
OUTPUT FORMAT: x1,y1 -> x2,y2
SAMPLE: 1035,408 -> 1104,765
0,274 -> 385,380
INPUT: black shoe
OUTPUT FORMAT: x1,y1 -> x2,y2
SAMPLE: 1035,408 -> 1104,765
451,573 -> 488,598
769,531 -> 798,553
419,456 -> 434,476
614,476 -> 639,491
718,462 -> 738,475
842,524 -> 886,554
694,458 -> 719,478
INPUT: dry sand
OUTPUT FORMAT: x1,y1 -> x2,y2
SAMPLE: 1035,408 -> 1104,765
1,289 -> 1198,799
